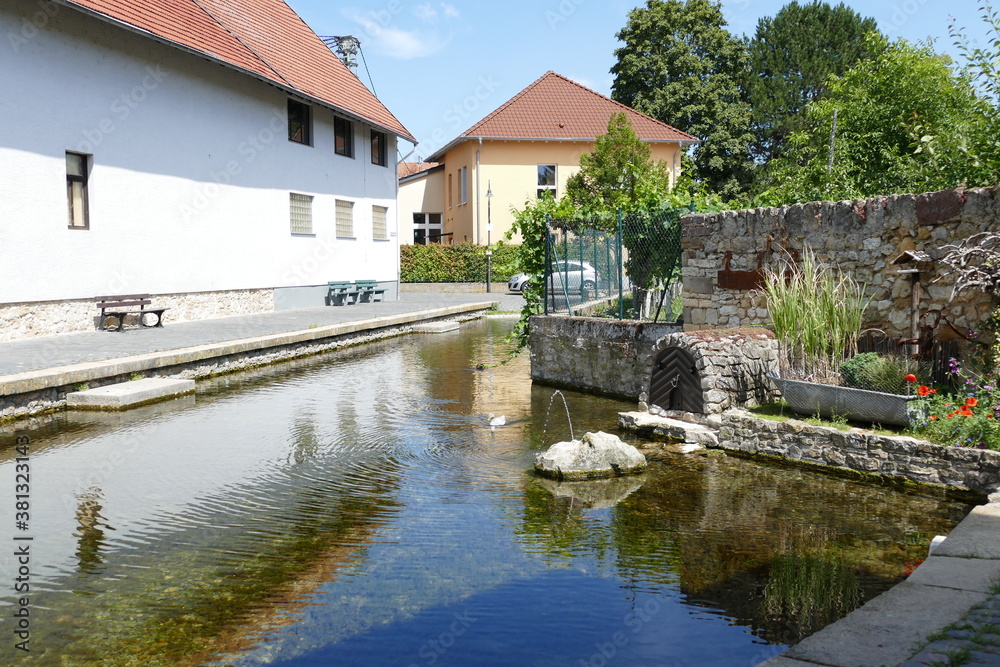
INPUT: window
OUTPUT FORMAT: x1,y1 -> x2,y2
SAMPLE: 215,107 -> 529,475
335,116 -> 354,157
66,152 -> 89,229
289,193 -> 313,234
372,205 -> 388,240
288,99 -> 312,145
537,164 -> 556,199
413,213 -> 443,245
459,166 -> 468,205
447,173 -> 453,208
370,130 -> 387,166
336,199 -> 354,238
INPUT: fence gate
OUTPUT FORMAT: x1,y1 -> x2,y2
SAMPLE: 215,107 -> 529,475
649,347 -> 703,413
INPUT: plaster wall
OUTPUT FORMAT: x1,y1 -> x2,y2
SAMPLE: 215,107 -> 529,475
0,0 -> 400,310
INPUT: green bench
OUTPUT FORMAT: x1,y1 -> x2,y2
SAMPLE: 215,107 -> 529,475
355,279 -> 385,303
327,281 -> 360,306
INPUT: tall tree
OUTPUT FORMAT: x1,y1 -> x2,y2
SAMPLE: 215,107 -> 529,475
758,37 -> 999,204
611,0 -> 753,201
743,1 -> 880,165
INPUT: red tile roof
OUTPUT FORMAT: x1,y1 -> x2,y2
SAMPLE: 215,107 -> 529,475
59,0 -> 414,142
398,161 -> 441,179
429,71 -> 697,160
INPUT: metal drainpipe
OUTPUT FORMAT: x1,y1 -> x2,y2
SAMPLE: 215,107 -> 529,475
476,138 -> 482,246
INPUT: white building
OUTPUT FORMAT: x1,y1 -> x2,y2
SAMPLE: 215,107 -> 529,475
0,0 -> 414,341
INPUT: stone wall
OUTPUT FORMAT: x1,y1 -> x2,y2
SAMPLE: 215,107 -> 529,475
639,328 -> 780,417
0,288 -> 275,342
720,410 -> 1000,498
682,186 -> 998,342
529,315 -> 681,400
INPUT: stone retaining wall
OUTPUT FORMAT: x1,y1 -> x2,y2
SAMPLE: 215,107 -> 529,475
529,315 -> 681,399
720,410 -> 1000,498
0,289 -> 275,342
682,186 -> 997,344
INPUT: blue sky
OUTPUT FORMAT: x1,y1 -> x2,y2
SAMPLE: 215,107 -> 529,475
285,1 -> 994,159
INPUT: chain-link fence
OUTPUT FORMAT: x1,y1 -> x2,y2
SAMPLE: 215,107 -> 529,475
544,209 -> 685,321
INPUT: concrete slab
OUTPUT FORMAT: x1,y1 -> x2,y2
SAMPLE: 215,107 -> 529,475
618,411 -> 720,446
781,580 -> 989,667
411,321 -> 460,333
906,556 -> 1000,593
758,656 -> 823,667
66,378 -> 195,410
933,505 -> 1000,560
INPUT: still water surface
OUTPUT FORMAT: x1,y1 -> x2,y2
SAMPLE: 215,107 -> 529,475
0,319 -> 972,666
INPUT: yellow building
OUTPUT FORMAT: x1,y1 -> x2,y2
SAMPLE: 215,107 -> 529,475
399,71 -> 698,246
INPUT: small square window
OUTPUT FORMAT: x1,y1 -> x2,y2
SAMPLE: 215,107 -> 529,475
537,164 -> 556,199
371,130 -> 387,166
290,193 -> 313,234
335,116 -> 354,157
372,205 -> 388,240
288,99 -> 312,145
336,199 -> 354,238
66,152 -> 89,229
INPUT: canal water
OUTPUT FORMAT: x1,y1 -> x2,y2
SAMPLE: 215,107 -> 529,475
0,318 -> 972,666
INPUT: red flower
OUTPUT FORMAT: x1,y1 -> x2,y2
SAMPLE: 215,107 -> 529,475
918,385 -> 931,397
930,415 -> 939,421
989,414 -> 996,420
959,407 -> 974,417
966,397 -> 979,407
905,374 -> 918,383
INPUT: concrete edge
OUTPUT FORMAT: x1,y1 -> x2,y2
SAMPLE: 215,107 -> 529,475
0,302 -> 495,395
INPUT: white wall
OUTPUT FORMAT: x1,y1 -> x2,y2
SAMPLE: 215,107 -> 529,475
0,0 -> 400,305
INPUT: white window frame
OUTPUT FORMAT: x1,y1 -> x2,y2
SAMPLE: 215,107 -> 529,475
537,164 -> 556,199
372,205 -> 388,241
459,166 -> 468,205
413,212 -> 443,244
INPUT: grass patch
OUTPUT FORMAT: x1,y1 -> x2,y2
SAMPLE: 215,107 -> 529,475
748,401 -> 906,436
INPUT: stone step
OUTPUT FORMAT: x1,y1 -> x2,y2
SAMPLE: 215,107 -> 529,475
412,321 -> 460,333
67,378 -> 195,410
618,411 -> 720,446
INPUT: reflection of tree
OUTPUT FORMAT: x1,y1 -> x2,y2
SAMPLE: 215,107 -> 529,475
74,489 -> 114,574
518,451 -> 969,644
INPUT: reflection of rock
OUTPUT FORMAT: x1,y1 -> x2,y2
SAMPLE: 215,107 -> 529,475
536,475 -> 646,508
534,431 -> 647,481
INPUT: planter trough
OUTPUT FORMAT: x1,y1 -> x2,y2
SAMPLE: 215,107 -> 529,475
769,374 -> 919,427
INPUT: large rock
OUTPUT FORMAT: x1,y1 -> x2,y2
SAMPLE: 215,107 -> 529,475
534,431 -> 647,481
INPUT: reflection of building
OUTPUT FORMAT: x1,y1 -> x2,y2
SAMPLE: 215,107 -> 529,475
0,0 -> 414,341
398,71 -> 698,246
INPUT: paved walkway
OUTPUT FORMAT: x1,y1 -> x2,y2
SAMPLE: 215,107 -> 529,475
0,291 -> 523,378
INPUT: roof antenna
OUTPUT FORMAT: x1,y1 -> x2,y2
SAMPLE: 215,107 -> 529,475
322,36 -> 360,75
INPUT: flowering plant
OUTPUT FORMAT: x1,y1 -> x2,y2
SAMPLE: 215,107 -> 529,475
909,360 -> 1000,449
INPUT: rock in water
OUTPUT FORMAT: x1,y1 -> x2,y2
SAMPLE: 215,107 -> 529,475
534,431 -> 647,481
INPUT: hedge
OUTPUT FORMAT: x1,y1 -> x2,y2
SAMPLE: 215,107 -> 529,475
400,243 -> 522,283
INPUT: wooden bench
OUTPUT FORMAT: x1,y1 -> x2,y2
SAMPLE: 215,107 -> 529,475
327,281 -> 360,306
95,294 -> 168,332
355,279 -> 385,303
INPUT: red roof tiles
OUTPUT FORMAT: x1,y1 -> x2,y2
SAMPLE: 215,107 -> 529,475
429,71 -> 696,160
60,0 -> 414,141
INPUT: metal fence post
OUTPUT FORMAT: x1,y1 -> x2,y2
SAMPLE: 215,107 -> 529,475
544,215 -> 551,315
617,209 -> 624,321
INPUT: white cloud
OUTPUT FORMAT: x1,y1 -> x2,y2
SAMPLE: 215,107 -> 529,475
341,6 -> 455,60
441,3 -> 460,19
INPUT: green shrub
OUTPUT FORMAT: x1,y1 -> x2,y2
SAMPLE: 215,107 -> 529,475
400,243 -> 521,283
839,352 -> 918,394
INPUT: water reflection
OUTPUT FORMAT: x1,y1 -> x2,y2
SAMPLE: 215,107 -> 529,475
0,319 -> 973,666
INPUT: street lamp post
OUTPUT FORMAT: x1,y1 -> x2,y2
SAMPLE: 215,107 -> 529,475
486,181 -> 494,293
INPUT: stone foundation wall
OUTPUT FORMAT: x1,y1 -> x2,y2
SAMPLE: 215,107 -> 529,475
639,328 -> 780,415
529,316 -> 681,399
0,288 -> 275,342
682,186 -> 998,343
720,410 -> 1000,497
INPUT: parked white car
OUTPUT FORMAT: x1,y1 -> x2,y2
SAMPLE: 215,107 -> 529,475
508,261 -> 600,293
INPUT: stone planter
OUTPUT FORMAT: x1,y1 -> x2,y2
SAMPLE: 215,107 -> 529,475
768,374 -> 920,427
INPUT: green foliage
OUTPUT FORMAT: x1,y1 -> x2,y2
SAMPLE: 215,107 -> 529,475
756,37 -> 1000,205
761,247 -> 869,380
611,0 -> 754,200
839,352 -> 919,394
742,1 -> 881,165
911,360 -> 1000,450
566,112 -> 672,212
400,243 -> 520,283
